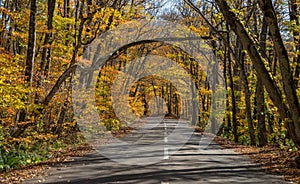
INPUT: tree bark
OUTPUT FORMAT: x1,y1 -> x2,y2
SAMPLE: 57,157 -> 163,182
25,0 -> 37,84
18,0 -> 37,124
215,0 -> 300,147
256,78 -> 267,146
40,0 -> 56,81
239,50 -> 256,145
257,0 -> 300,146
64,0 -> 70,18
228,52 -> 238,143
190,63 -> 198,125
289,0 -> 300,87
226,24 -> 238,143
256,15 -> 268,147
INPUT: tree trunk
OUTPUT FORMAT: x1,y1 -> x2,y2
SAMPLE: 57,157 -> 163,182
226,24 -> 238,143
258,0 -> 300,146
256,15 -> 268,147
215,0 -> 300,147
256,78 -> 267,146
239,50 -> 256,145
17,0 -> 37,125
190,63 -> 198,125
223,39 -> 231,130
142,84 -> 149,116
40,0 -> 56,82
168,83 -> 172,116
25,0 -> 37,84
228,52 -> 238,143
289,0 -> 300,87
55,101 -> 68,137
64,0 -> 70,18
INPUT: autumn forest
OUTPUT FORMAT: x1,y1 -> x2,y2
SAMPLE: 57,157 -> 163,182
0,0 -> 300,182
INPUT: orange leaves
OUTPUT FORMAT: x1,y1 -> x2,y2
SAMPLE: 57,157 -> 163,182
0,49 -> 28,113
189,25 -> 210,36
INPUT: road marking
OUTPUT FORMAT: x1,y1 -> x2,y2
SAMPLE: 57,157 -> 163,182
164,148 -> 169,159
163,121 -> 169,159
161,182 -> 169,184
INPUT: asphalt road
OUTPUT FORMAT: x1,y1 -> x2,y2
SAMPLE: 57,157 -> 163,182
25,118 -> 290,184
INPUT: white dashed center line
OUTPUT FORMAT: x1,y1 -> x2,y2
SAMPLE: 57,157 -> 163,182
164,122 -> 169,159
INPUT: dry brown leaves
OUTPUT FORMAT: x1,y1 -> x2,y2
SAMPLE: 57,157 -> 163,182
214,136 -> 300,183
0,127 -> 136,184
111,126 -> 136,138
0,144 -> 93,184
3,128 -> 299,183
